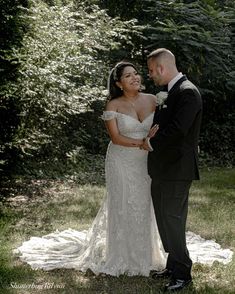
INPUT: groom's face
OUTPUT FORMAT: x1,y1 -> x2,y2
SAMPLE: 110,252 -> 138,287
147,58 -> 164,86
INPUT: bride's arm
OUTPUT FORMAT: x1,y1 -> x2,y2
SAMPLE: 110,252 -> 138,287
105,119 -> 143,147
103,100 -> 143,147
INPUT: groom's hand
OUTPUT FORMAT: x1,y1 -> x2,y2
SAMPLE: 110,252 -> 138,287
140,124 -> 158,151
148,124 -> 159,138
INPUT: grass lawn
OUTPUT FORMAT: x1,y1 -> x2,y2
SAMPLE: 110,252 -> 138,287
0,167 -> 234,293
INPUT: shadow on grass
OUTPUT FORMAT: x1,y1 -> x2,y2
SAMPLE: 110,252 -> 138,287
47,270 -> 235,294
195,167 -> 235,190
0,263 -> 35,292
2,266 -> 234,294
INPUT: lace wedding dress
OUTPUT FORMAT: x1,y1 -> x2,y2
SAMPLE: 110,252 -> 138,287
15,111 -> 233,275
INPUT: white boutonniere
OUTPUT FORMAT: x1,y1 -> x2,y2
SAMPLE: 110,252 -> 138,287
156,91 -> 168,110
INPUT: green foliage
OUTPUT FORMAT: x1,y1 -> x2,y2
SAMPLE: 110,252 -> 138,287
142,1 -> 234,89
1,0 -> 142,175
99,0 -> 145,20
0,0 -> 29,173
1,0 -> 234,178
96,0 -> 235,166
141,0 -> 235,165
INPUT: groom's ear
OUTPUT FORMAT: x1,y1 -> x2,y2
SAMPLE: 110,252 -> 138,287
159,64 -> 164,75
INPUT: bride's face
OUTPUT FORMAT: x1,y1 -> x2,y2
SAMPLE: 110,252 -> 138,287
117,66 -> 141,92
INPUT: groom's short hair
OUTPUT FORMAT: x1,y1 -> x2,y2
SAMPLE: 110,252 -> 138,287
147,48 -> 176,67
147,48 -> 175,61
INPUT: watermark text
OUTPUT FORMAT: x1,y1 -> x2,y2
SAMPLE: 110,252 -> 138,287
10,282 -> 65,290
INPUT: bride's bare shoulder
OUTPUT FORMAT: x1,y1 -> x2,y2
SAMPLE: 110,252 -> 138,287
140,93 -> 156,103
141,92 -> 156,99
105,98 -> 122,111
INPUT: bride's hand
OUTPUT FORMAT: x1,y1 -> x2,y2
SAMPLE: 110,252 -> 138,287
147,124 -> 159,138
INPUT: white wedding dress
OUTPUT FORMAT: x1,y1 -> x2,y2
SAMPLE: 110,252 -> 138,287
15,111 -> 233,275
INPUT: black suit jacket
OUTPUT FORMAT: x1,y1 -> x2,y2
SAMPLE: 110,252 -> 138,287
148,76 -> 202,181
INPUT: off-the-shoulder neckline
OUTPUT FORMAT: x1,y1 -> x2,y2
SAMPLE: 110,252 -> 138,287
103,111 -> 154,123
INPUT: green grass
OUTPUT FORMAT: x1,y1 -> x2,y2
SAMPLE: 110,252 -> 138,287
0,167 -> 234,293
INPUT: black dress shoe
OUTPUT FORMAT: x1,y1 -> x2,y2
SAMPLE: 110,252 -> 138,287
164,278 -> 192,292
151,268 -> 172,279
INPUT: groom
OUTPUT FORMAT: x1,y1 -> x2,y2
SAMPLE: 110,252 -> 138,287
142,48 -> 202,292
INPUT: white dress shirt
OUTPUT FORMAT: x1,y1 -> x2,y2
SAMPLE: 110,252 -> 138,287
168,72 -> 183,91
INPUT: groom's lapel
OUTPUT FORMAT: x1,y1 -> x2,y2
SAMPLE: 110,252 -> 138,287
153,75 -> 188,124
168,75 -> 188,96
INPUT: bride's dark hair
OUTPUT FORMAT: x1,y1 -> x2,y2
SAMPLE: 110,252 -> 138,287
107,61 -> 139,100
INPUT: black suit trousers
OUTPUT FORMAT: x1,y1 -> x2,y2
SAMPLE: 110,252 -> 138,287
151,179 -> 192,280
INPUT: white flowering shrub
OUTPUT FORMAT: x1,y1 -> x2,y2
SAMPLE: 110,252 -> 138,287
11,0 -> 140,161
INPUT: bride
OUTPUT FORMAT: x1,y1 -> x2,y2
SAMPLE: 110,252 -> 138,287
15,62 -> 232,276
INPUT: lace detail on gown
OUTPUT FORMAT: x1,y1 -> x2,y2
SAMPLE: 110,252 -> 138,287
101,111 -> 118,121
15,112 -> 233,275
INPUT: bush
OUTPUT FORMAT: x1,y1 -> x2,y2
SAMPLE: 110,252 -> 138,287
1,0 -> 141,176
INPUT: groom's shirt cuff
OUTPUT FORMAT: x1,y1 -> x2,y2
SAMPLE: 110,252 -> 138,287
146,137 -> 153,151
